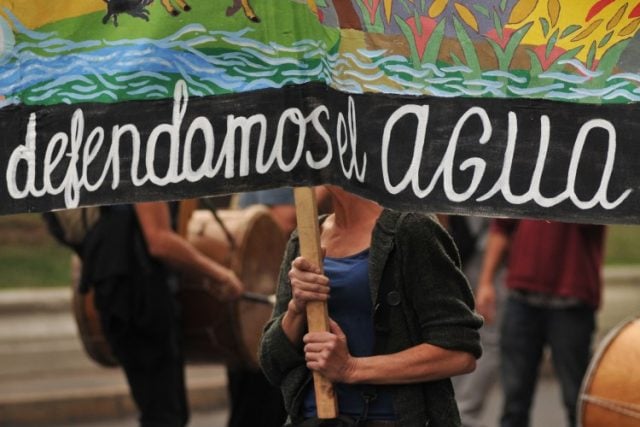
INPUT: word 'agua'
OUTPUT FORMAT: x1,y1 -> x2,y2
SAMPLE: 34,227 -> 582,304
381,105 -> 631,210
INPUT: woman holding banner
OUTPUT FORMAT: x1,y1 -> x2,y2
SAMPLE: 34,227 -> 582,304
259,186 -> 482,427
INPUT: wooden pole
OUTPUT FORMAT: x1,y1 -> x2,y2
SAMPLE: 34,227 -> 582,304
293,187 -> 338,419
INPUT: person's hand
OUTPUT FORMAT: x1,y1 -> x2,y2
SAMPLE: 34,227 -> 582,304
210,269 -> 244,302
287,256 -> 330,316
303,319 -> 357,383
475,280 -> 496,324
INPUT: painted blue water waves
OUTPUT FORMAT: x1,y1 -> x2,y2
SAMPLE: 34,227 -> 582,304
0,10 -> 638,106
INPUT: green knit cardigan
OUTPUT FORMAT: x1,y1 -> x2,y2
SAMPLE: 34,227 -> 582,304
259,210 -> 483,427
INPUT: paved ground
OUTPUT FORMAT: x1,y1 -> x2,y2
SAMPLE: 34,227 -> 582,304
49,409 -> 229,427
1,266 -> 639,427
51,409 -> 229,427
56,375 -> 567,427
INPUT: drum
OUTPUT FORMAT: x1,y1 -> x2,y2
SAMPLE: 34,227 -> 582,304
71,255 -> 118,367
178,205 -> 287,368
578,316 -> 640,427
71,204 -> 286,370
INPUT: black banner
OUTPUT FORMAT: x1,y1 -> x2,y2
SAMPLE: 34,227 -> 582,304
1,82 -> 638,224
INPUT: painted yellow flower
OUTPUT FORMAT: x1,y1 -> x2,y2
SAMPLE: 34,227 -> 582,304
426,0 -> 480,32
507,0 -> 640,63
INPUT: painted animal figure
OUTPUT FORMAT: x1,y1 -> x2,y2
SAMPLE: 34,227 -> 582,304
159,0 -> 257,22
102,0 -> 153,26
159,0 -> 192,16
226,0 -> 260,22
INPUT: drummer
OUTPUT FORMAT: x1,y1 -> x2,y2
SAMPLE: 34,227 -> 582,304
82,201 -> 243,427
259,186 -> 482,426
475,219 -> 605,427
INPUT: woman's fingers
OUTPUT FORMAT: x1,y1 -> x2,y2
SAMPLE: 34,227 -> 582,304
290,277 -> 330,294
291,256 -> 322,274
304,343 -> 335,365
289,256 -> 330,305
292,289 -> 329,305
303,331 -> 335,345
303,335 -> 335,364
287,256 -> 330,316
289,272 -> 330,289
302,327 -> 355,383
289,262 -> 329,283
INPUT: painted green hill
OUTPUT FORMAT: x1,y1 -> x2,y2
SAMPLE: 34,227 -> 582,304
36,0 -> 339,51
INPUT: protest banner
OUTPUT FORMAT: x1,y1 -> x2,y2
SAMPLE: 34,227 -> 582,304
0,0 -> 637,224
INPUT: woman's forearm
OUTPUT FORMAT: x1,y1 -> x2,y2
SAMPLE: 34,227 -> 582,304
347,343 -> 476,385
280,301 -> 307,346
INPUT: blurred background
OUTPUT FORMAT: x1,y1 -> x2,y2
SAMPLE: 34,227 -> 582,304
1,213 -> 639,427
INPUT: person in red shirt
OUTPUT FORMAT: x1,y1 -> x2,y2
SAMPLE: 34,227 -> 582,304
475,219 -> 605,427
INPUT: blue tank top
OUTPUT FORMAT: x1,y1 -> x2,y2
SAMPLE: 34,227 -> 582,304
302,249 -> 396,420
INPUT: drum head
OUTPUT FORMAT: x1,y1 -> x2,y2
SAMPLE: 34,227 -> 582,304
180,206 -> 287,368
578,316 -> 640,427
232,207 -> 287,368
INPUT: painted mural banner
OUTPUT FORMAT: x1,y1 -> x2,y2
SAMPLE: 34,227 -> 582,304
0,0 -> 638,223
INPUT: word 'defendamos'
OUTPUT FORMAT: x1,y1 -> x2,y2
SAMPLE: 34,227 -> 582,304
5,81 -> 366,209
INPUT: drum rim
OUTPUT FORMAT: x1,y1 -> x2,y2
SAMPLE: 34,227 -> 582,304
224,205 -> 286,368
228,204 -> 275,275
577,315 -> 640,427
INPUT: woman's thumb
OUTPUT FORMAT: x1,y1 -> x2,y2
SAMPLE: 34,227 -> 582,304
329,319 -> 345,337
